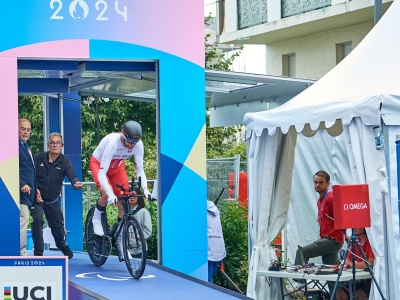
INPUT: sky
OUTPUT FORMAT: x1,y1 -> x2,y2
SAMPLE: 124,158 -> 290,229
204,0 -> 266,74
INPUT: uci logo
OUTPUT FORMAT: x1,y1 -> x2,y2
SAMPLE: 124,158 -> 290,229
4,285 -> 52,300
50,0 -> 128,21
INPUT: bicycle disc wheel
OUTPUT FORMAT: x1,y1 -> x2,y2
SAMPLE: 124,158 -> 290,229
123,216 -> 147,279
85,207 -> 109,266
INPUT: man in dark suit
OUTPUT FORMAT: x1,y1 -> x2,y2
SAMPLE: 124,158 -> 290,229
19,118 -> 39,256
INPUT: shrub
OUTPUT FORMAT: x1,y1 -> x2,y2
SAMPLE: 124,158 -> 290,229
213,200 -> 248,293
145,200 -> 158,260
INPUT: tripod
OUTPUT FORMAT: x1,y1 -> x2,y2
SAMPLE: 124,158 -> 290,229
331,229 -> 385,299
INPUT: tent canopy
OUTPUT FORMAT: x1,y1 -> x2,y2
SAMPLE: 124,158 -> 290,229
244,0 -> 400,136
244,1 -> 400,299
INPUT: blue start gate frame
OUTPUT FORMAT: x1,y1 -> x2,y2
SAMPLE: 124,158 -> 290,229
0,0 -> 207,280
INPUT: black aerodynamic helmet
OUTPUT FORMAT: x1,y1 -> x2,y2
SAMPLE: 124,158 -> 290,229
121,120 -> 142,144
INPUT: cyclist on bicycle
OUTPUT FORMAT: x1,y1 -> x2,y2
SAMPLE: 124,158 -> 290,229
90,120 -> 151,241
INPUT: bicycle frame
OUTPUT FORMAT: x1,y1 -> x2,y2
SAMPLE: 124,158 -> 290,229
110,194 -> 143,248
85,177 -> 147,279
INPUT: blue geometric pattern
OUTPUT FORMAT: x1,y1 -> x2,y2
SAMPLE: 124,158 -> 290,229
0,177 -> 19,256
160,155 -> 183,205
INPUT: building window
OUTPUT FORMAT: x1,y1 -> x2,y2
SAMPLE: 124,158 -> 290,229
282,53 -> 296,77
336,42 -> 352,64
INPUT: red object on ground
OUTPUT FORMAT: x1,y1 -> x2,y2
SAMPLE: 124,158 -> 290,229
220,262 -> 225,272
332,184 -> 371,229
227,172 -> 248,206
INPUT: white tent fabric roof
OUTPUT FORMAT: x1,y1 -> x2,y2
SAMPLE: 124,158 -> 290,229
244,0 -> 400,136
244,1 -> 400,299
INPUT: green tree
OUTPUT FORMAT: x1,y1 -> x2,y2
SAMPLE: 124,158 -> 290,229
206,113 -> 246,160
18,96 -> 44,154
18,96 -> 157,180
204,15 -> 246,161
80,98 -> 157,181
205,14 -> 242,71
204,15 -> 249,294
213,201 -> 248,292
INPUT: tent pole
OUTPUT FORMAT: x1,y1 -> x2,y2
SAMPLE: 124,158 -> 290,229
382,123 -> 391,298
396,137 -> 400,229
374,0 -> 382,25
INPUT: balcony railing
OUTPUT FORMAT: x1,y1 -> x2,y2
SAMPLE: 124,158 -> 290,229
238,0 -> 268,29
282,0 -> 331,18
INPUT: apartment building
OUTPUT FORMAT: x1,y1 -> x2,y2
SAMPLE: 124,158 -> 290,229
218,0 -> 393,80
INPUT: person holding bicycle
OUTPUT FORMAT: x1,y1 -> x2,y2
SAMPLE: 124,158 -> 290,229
90,120 -> 151,255
32,132 -> 82,259
128,194 -> 152,256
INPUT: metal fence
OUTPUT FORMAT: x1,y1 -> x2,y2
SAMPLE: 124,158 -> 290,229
62,180 -> 156,216
206,155 -> 247,202
63,156 -> 247,215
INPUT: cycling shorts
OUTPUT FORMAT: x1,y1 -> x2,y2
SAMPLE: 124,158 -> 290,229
89,156 -> 130,196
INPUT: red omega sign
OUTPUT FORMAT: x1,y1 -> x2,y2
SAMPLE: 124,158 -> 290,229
332,184 -> 371,229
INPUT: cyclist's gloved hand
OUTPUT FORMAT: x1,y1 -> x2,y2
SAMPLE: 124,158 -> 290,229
107,195 -> 118,205
143,188 -> 152,201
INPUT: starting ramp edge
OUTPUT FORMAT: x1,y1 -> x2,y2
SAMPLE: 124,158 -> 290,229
68,251 -> 252,300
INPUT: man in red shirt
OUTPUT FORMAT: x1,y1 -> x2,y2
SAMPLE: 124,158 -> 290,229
295,170 -> 344,266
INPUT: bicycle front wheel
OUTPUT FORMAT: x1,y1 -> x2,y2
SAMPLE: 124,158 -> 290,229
85,207 -> 109,266
123,216 -> 147,279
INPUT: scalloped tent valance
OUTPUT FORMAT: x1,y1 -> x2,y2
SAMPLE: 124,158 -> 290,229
244,94 -> 400,137
244,0 -> 400,137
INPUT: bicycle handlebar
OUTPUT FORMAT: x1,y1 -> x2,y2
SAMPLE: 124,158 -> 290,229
115,176 -> 156,202
116,193 -> 156,202
116,194 -> 145,201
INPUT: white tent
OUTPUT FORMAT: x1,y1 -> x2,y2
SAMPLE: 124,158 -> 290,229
243,0 -> 400,299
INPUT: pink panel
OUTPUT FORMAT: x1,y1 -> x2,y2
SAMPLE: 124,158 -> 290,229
0,57 -> 18,162
131,0 -> 204,66
0,40 -> 89,58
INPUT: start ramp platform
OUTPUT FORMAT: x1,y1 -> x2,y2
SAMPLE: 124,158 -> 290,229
28,250 -> 251,300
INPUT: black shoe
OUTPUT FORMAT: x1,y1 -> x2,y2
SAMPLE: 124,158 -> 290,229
34,253 -> 43,256
62,246 -> 73,259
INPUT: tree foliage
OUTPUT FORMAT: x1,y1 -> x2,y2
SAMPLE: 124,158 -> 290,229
206,113 -> 246,160
18,96 -> 157,181
205,14 -> 242,71
204,15 -> 246,161
80,98 -> 157,181
18,96 -> 44,154
204,15 -> 249,294
213,201 -> 248,292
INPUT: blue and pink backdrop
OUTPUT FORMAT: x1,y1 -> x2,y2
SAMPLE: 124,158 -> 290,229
0,0 -> 206,280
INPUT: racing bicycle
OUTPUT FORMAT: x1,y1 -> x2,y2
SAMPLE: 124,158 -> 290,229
85,177 -> 147,279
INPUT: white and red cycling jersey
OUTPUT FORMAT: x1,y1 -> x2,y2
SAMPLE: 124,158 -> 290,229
90,132 -> 148,199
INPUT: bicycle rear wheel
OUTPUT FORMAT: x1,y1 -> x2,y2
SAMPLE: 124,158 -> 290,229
123,216 -> 147,279
85,207 -> 110,266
